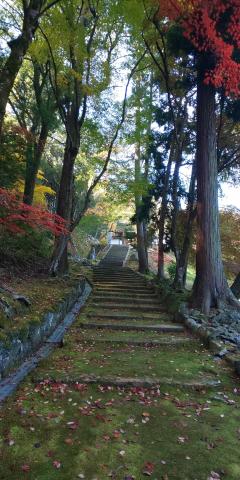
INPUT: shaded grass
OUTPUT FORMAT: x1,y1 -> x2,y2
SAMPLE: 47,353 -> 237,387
32,337 -> 231,386
0,380 -> 240,480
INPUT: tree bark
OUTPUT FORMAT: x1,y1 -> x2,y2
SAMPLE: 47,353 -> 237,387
173,162 -> 196,289
192,55 -> 238,313
231,273 -> 240,299
0,1 -> 44,137
23,123 -> 48,205
136,219 -> 148,273
49,133 -> 79,275
157,142 -> 175,279
135,143 -> 148,273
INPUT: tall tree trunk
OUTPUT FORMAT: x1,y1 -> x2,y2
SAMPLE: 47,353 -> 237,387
49,133 -> 78,275
24,123 -> 48,205
173,162 -> 196,289
135,143 -> 148,273
192,55 -> 238,313
170,153 -> 181,265
157,142 -> 175,279
136,219 -> 148,273
0,1 -> 42,137
231,273 -> 240,299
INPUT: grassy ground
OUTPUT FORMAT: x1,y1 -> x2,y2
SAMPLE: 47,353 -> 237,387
0,264 -> 92,345
0,261 -> 240,480
0,367 -> 240,479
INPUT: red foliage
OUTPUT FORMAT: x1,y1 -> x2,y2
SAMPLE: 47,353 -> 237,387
0,188 -> 68,236
156,0 -> 240,95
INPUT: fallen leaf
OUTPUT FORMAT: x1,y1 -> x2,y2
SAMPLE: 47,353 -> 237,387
142,462 -> 155,476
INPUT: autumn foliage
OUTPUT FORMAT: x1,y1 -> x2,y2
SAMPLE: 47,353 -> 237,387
156,0 -> 240,95
0,188 -> 68,236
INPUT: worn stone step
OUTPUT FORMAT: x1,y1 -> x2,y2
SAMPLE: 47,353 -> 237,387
33,375 -> 221,390
86,311 -> 165,321
91,296 -> 160,305
81,337 -> 195,347
93,277 -> 141,282
89,302 -> 163,312
94,285 -> 155,295
94,268 -> 131,271
80,322 -> 184,332
94,281 -> 147,288
86,308 -> 163,320
95,284 -> 152,289
92,292 -> 158,299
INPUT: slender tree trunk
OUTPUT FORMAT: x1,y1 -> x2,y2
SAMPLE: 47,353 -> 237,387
49,133 -> 78,275
173,162 -> 196,289
231,273 -> 240,299
157,143 -> 175,279
136,219 -> 148,273
135,143 -> 148,273
0,1 -> 42,137
170,153 -> 181,264
24,124 -> 48,205
192,56 -> 238,313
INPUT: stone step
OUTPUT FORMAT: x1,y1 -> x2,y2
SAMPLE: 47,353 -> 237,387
93,273 -> 140,282
94,284 -> 151,291
80,322 -> 184,333
93,268 -> 132,271
86,312 -> 167,322
33,375 -> 221,390
91,296 -> 160,305
94,280 -> 147,286
92,292 -> 158,299
81,337 -> 194,347
95,285 -> 154,292
89,302 -> 163,312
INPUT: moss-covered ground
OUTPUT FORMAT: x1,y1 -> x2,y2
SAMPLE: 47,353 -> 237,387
0,259 -> 240,479
0,265 -> 92,344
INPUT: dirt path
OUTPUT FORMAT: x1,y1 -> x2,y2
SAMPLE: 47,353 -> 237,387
0,246 -> 240,479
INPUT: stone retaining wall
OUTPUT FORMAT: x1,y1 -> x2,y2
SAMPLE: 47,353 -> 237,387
0,278 -> 88,379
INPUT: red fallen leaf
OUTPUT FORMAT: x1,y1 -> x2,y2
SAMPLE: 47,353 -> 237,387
75,383 -> 87,392
112,430 -> 121,439
21,464 -> 30,472
53,460 -> 61,469
142,462 -> 155,476
47,450 -> 54,457
95,414 -> 107,422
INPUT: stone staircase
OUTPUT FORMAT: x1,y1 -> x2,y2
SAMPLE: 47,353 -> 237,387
69,245 -> 222,389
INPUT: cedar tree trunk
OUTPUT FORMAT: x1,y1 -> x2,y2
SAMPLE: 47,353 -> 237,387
192,56 -> 238,313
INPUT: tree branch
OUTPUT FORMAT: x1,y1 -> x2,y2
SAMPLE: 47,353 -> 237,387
71,50 -> 147,230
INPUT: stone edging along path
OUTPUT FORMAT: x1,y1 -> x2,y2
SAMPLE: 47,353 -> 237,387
177,303 -> 240,377
133,268 -> 240,378
0,278 -> 91,402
